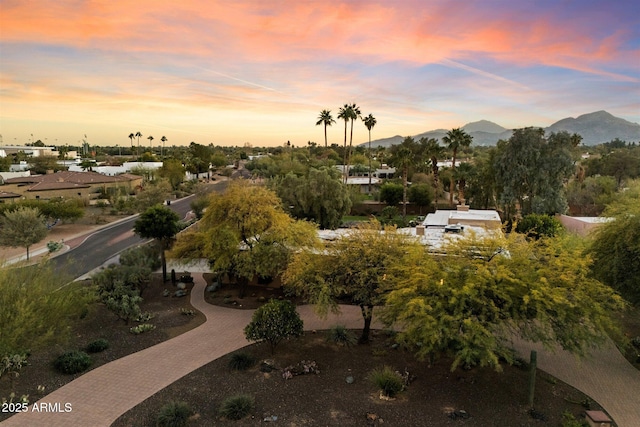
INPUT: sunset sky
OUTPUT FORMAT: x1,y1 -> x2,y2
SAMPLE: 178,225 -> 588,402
1,0 -> 639,148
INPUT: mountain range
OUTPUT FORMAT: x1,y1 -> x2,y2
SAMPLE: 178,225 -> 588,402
359,111 -> 640,148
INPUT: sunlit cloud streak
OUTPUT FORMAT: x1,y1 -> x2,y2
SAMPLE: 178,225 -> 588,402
1,0 -> 638,146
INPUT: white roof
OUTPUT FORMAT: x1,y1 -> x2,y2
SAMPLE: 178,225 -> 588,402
424,209 -> 501,227
569,217 -> 613,224
346,177 -> 381,185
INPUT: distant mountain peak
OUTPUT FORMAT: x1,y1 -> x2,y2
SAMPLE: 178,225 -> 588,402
360,111 -> 639,148
462,120 -> 507,134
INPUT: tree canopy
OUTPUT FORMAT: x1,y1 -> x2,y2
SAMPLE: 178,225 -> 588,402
381,233 -> 624,371
272,167 -> 351,230
589,180 -> 640,305
171,182 -> 318,295
134,205 -> 181,280
494,128 -> 578,217
284,221 -> 417,343
0,206 -> 48,260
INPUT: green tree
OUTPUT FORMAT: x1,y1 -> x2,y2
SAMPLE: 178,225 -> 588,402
389,137 -> 417,218
0,206 -> 48,260
419,137 -> 445,207
135,131 -> 143,159
408,183 -> 433,215
29,155 -> 66,174
566,175 -> 617,216
171,182 -> 318,297
244,299 -> 303,354
316,109 -> 335,148
185,142 -> 212,178
515,213 -> 563,239
381,234 -> 624,371
363,113 -> 377,193
442,128 -> 473,206
589,180 -> 640,304
494,129 -> 577,217
284,221 -> 416,343
157,158 -> 186,190
134,205 -> 180,281
135,180 -> 172,212
128,133 -> 135,155
272,167 -> 351,230
379,182 -> 403,207
0,262 -> 91,356
0,156 -> 11,172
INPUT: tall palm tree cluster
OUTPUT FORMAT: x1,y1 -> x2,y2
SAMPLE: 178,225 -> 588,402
127,132 -> 167,160
315,105 -> 376,184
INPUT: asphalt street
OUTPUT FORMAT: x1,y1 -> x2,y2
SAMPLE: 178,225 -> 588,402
54,180 -> 227,280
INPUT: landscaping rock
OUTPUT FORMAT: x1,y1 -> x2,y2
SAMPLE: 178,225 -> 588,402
174,290 -> 187,297
177,282 -> 186,290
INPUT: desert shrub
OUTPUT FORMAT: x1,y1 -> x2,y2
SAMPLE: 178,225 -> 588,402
561,411 -> 588,427
157,401 -> 193,427
102,282 -> 142,324
54,351 -> 92,375
369,366 -> 404,398
244,299 -> 303,354
219,394 -> 254,420
120,244 -> 161,271
85,339 -> 109,353
326,325 -> 357,346
229,353 -> 256,371
515,214 -> 563,239
130,323 -> 156,334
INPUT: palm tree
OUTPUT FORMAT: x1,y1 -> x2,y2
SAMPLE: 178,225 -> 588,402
135,131 -> 142,161
390,137 -> 417,219
337,105 -> 350,182
363,113 -> 377,193
147,135 -> 154,154
128,133 -> 135,156
315,110 -> 335,148
160,136 -> 167,157
442,128 -> 473,206
420,137 -> 444,208
344,103 -> 361,184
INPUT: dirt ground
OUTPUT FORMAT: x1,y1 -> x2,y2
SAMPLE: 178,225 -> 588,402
0,274 -> 204,423
112,329 -> 603,427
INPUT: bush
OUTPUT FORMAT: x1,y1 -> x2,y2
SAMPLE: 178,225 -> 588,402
130,324 -> 156,334
157,401 -> 193,427
219,394 -> 254,420
54,351 -> 92,374
85,339 -> 109,353
244,299 -> 303,354
228,353 -> 256,371
326,325 -> 357,346
561,411 -> 588,427
515,214 -> 563,239
369,366 -> 404,398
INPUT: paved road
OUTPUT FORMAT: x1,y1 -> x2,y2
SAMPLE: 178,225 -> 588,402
53,180 -> 227,279
3,274 -> 638,427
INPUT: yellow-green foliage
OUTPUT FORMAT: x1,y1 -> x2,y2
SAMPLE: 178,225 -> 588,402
0,262 -> 94,356
381,233 -> 625,371
171,181 -> 318,281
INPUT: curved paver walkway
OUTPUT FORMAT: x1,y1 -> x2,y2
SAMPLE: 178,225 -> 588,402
3,273 -> 639,427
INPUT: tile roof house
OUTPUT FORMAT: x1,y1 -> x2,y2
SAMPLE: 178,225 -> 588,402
2,171 -> 142,200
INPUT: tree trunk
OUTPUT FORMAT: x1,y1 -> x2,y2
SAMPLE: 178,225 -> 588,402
324,124 -> 328,148
161,247 -> 167,282
403,169 -> 408,219
449,149 -> 457,206
26,245 -> 30,261
368,130 -> 372,194
359,305 -> 374,344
